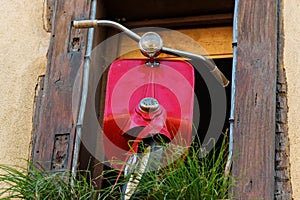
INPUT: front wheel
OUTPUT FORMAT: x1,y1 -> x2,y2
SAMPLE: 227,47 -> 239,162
121,141 -> 164,200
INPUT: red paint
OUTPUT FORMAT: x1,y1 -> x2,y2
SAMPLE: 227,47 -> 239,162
102,59 -> 195,169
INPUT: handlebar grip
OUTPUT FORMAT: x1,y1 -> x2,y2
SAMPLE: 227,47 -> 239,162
210,66 -> 230,87
72,20 -> 98,28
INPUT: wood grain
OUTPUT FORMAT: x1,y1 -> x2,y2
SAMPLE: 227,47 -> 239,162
32,0 -> 91,171
232,0 -> 278,199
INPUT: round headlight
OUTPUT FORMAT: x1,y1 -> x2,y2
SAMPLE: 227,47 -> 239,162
139,32 -> 163,58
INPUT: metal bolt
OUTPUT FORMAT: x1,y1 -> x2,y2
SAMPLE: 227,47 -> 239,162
139,97 -> 160,113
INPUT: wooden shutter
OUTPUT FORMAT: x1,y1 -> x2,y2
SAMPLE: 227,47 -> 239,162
32,0 -> 91,171
232,0 -> 278,198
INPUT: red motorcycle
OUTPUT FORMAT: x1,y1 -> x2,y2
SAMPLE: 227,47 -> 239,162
72,20 -> 229,200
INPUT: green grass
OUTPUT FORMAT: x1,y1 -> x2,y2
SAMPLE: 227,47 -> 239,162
0,135 -> 232,200
0,162 -> 99,200
100,134 -> 233,200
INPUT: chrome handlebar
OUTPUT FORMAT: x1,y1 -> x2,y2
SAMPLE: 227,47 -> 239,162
72,20 -> 229,87
73,20 -> 141,41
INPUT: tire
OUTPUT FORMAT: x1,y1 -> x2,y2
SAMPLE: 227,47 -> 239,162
121,140 -> 164,200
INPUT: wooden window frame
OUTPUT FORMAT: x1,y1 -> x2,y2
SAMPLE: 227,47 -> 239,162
32,0 -> 291,198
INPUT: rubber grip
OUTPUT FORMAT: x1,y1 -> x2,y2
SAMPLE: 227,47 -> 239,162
72,20 -> 98,28
210,66 -> 230,87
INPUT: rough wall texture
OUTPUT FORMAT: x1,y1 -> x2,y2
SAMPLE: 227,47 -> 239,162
284,0 -> 300,199
0,0 -> 49,165
275,59 -> 292,199
274,1 -> 293,198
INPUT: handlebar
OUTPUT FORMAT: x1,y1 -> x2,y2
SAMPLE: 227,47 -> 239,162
73,20 -> 141,42
72,20 -> 229,87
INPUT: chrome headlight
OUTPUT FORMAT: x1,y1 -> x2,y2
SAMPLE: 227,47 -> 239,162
139,32 -> 163,58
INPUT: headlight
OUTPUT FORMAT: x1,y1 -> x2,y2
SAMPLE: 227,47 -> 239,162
139,32 -> 163,58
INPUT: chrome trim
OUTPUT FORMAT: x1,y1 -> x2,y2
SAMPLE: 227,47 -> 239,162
71,0 -> 97,181
72,19 -> 229,86
225,0 -> 239,178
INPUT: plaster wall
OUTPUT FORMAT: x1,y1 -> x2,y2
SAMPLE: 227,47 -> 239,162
284,0 -> 300,199
0,0 -> 49,165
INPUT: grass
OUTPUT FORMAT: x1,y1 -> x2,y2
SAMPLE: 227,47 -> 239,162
0,162 -> 99,200
0,135 -> 232,200
99,134 -> 233,200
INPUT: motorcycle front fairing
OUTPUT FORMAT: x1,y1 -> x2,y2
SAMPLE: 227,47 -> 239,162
102,58 -> 195,169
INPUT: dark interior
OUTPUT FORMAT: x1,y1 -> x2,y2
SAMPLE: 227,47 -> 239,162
102,0 -> 234,22
194,58 -> 232,143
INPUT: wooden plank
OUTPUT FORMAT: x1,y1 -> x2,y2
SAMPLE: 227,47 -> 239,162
32,0 -> 91,171
122,13 -> 233,28
119,27 -> 233,59
232,0 -> 277,199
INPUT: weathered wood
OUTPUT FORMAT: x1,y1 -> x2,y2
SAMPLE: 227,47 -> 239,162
274,2 -> 292,197
52,134 -> 70,170
123,13 -> 233,28
119,27 -> 233,59
43,0 -> 56,32
32,0 -> 91,171
232,0 -> 277,199
31,75 -> 45,159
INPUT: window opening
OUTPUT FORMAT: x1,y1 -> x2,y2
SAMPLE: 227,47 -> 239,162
76,0 -> 234,193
